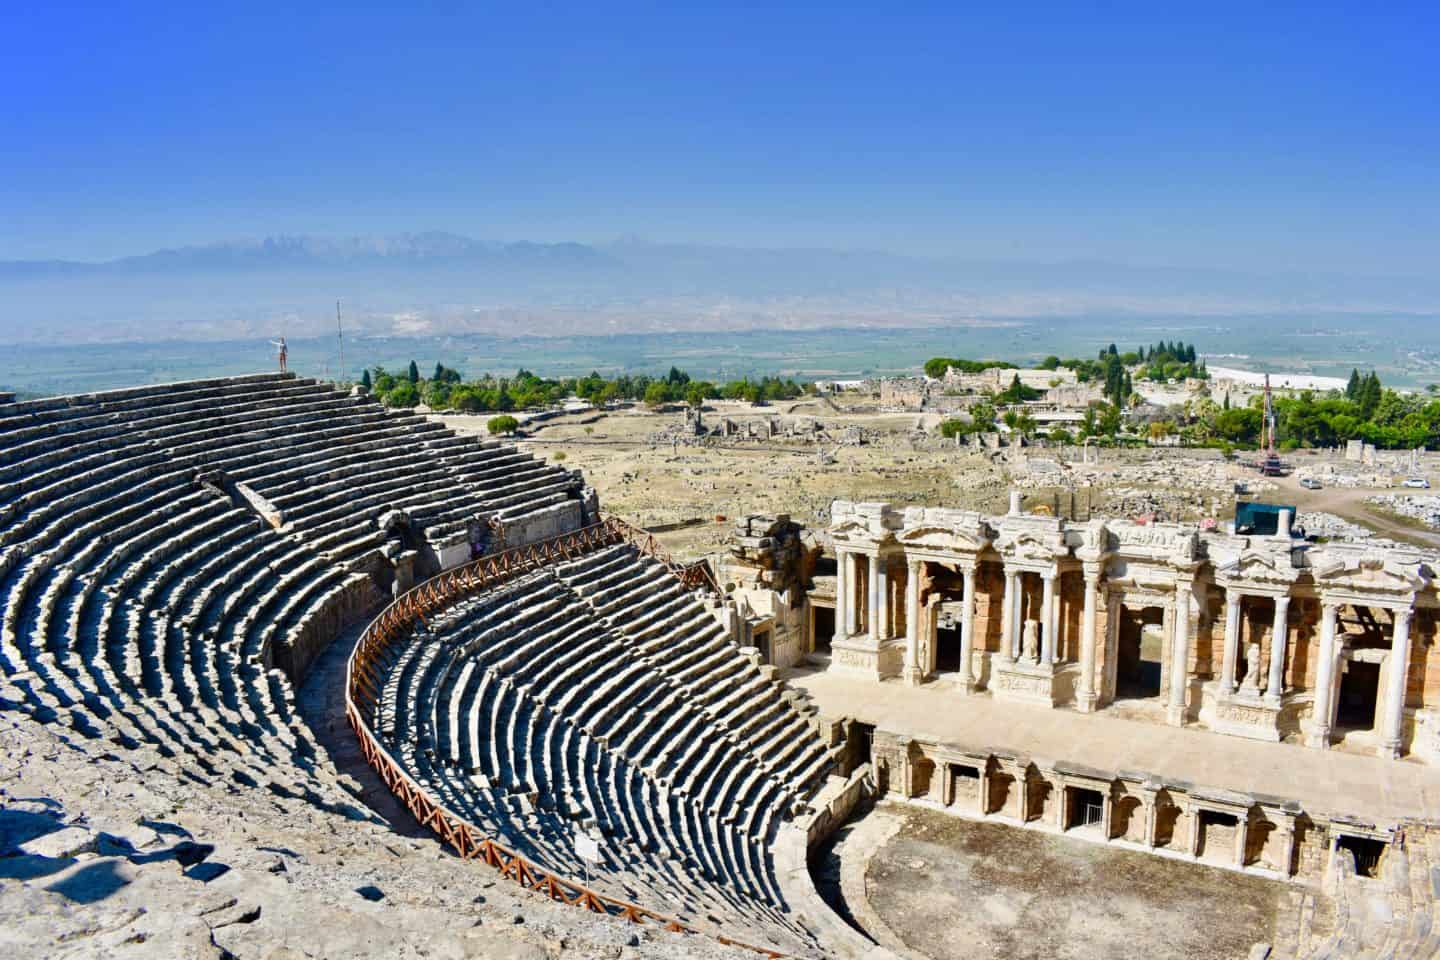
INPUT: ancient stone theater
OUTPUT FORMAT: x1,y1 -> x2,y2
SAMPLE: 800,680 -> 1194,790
3,373 -> 1438,958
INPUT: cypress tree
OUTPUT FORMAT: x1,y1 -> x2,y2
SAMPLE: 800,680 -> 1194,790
407,360 -> 420,383
1359,372 -> 1382,419
1346,368 -> 1361,401
360,368 -> 371,390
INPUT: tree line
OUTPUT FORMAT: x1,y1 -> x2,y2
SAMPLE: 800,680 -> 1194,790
361,362 -> 809,413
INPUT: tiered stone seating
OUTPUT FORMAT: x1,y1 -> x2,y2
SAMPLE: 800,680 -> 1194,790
364,544 -> 838,954
0,373 -> 589,800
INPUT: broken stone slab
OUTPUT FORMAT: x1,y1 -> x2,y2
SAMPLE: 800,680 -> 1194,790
16,825 -> 96,860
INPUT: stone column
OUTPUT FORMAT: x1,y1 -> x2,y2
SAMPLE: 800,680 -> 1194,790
843,553 -> 858,635
867,554 -> 881,642
1101,786 -> 1116,840
959,563 -> 977,692
1187,806 -> 1202,858
1276,817 -> 1297,876
834,548 -> 849,643
1266,594 -> 1290,704
1012,572 -> 1026,658
903,558 -> 923,685
1000,568 -> 1018,663
1234,812 -> 1250,868
1142,793 -> 1159,848
1167,585 -> 1192,726
1308,602 -> 1340,750
874,555 -> 890,642
1040,570 -> 1058,666
1077,568 -> 1101,712
1220,591 -> 1242,694
1381,608 -> 1414,759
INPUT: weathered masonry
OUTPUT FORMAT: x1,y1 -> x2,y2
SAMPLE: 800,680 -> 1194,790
830,496 -> 1440,763
858,729 -> 1418,883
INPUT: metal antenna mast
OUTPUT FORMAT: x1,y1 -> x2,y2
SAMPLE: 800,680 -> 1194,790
336,300 -> 344,384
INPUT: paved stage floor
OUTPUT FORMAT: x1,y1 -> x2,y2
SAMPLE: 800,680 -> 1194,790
786,665 -> 1440,823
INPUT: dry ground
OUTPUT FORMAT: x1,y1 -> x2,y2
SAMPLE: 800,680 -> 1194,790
864,805 -> 1290,960
441,403 -> 1015,560
439,402 -> 1440,558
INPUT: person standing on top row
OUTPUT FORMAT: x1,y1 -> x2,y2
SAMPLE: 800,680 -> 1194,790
271,337 -> 288,373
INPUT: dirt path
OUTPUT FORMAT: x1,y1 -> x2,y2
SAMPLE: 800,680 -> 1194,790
1270,475 -> 1440,548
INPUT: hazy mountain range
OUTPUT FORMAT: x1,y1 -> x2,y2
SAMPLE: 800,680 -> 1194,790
1,232 -> 1436,345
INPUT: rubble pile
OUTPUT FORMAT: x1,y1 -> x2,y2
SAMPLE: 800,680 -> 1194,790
1296,511 -> 1382,542
1366,495 -> 1440,530
1009,455 -> 1272,496
1294,464 -> 1395,488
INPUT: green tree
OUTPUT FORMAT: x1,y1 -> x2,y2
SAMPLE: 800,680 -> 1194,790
1215,407 -> 1262,444
644,382 -> 672,409
384,381 -> 419,408
939,419 -> 972,439
487,415 -> 519,435
450,387 -> 483,412
1346,368 -> 1362,401
407,360 -> 420,383
360,368 -> 372,390
997,373 -> 1040,403
684,383 -> 707,408
1098,403 -> 1123,437
1358,372 -> 1382,420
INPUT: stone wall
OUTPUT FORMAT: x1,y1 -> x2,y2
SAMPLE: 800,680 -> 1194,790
273,572 -> 385,685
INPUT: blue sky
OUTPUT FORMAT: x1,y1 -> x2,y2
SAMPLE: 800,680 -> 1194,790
2,3 -> 1436,272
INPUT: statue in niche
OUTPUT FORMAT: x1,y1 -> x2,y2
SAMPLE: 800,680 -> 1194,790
1240,642 -> 1262,693
1021,618 -> 1040,663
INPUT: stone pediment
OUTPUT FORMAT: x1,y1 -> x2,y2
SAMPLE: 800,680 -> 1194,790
1312,551 -> 1430,599
995,527 -> 1068,563
1216,549 -> 1300,588
896,509 -> 992,553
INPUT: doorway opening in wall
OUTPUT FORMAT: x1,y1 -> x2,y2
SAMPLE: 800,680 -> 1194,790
1336,835 -> 1386,879
752,626 -> 772,664
1197,810 -> 1240,862
844,721 -> 875,776
1066,787 -> 1105,831
1117,606 -> 1165,700
1337,660 -> 1381,731
811,605 -> 834,654
935,625 -> 962,674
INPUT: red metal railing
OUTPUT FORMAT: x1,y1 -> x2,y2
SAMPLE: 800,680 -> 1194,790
344,518 -> 782,957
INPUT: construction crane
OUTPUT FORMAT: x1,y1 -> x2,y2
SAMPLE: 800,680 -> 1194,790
1257,372 -> 1288,476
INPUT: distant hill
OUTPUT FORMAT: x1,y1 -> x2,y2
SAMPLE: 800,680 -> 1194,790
0,232 -> 610,280
1,231 -> 1437,345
